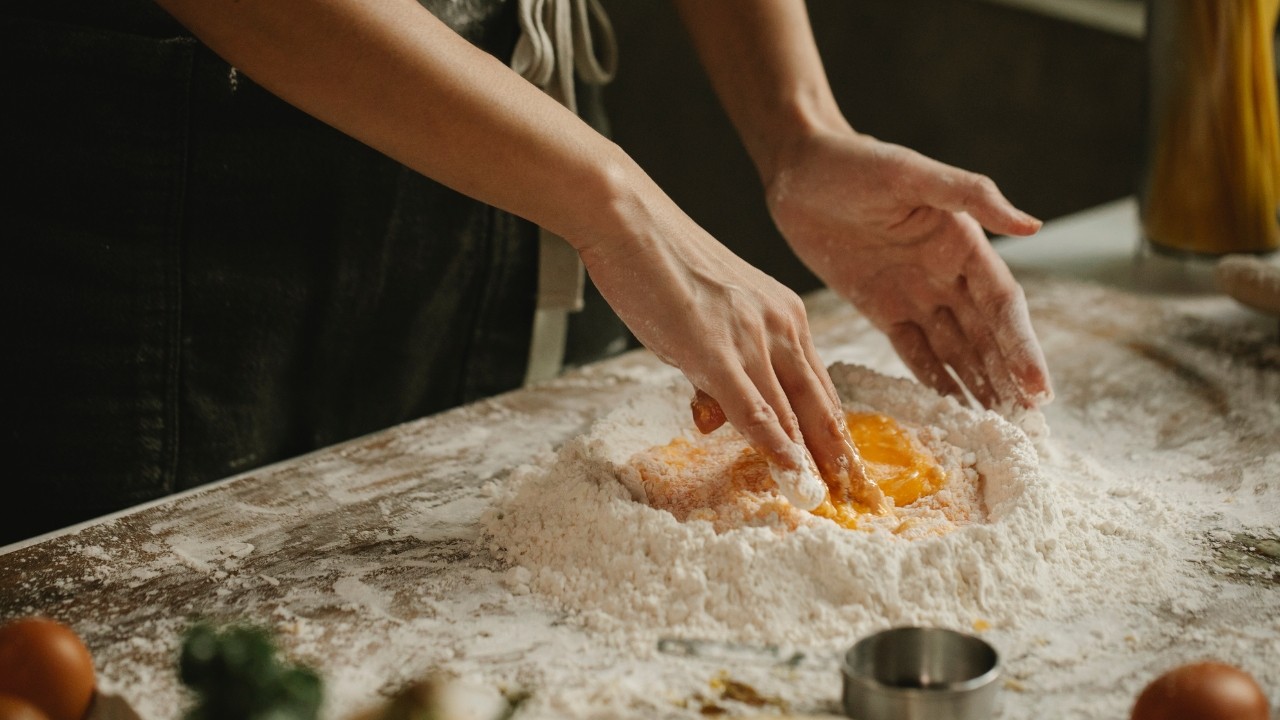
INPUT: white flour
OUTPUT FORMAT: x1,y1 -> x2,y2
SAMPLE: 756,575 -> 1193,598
475,277 -> 1279,718
484,363 -> 1073,645
30,279 -> 1279,720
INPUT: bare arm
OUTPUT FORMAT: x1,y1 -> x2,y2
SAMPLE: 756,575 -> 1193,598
156,0 -> 633,248
672,0 -> 846,182
153,0 -> 850,510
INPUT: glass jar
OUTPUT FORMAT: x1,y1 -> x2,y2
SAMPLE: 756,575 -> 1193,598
1141,0 -> 1280,256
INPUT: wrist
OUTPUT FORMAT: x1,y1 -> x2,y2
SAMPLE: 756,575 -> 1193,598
746,87 -> 851,185
554,143 -> 671,262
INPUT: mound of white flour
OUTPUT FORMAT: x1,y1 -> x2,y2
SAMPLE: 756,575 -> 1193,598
483,363 -> 1072,646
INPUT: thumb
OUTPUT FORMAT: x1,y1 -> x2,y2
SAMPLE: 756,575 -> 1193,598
919,164 -> 1041,237
689,387 -> 727,434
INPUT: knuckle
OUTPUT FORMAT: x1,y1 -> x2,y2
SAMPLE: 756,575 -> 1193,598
782,289 -> 807,316
991,286 -> 1018,309
971,173 -> 998,196
779,407 -> 801,435
982,284 -> 1021,315
740,401 -> 779,433
763,293 -> 808,337
761,307 -> 794,338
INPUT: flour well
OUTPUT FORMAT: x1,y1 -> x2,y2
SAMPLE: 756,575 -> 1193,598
484,363 -> 1073,645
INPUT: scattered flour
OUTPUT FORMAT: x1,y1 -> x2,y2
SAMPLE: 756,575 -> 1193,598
12,278 -> 1277,720
484,363 -> 1081,647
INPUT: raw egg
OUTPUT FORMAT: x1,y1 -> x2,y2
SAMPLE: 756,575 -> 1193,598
633,409 -> 949,533
1131,661 -> 1269,720
812,412 -> 945,529
0,617 -> 95,720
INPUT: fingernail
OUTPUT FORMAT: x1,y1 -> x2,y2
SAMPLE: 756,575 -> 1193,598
769,444 -> 827,511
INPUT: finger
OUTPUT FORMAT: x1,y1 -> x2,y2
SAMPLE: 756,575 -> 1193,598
739,355 -> 830,507
702,366 -> 827,511
799,335 -> 842,411
776,329 -> 849,479
792,342 -> 893,513
947,273 -> 1030,410
917,162 -> 1041,237
991,292 -> 1053,405
950,281 -> 1050,410
960,244 -> 1055,405
885,322 -> 966,401
689,388 -> 727,434
925,306 -> 1000,408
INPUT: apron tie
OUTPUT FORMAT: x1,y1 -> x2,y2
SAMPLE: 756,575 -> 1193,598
511,0 -> 618,384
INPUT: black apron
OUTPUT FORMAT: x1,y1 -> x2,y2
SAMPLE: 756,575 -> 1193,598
1,0 -> 627,545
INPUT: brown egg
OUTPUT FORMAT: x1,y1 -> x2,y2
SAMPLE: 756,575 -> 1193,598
0,696 -> 51,720
0,618 -> 95,720
1131,661 -> 1270,720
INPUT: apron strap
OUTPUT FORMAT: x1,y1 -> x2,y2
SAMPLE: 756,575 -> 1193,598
511,0 -> 618,384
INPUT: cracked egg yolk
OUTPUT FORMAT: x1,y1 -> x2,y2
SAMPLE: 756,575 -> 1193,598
811,412 -> 946,529
633,411 -> 946,533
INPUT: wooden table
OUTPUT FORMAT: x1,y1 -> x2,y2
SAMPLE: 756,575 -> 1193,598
3,198 -> 1277,719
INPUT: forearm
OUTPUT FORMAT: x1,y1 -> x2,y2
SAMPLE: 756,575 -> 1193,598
672,0 -> 849,181
154,0 -> 907,488
156,0 -> 651,253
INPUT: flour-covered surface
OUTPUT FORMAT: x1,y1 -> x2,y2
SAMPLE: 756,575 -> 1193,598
486,362 -> 1062,646
1,275 -> 1277,719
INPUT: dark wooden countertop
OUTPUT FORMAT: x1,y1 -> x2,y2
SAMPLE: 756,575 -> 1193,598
3,200 -> 1277,719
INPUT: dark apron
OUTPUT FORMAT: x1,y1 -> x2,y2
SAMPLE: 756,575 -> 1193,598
1,0 -> 627,544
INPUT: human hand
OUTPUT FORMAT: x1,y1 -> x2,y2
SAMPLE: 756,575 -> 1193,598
578,197 -> 886,512
764,128 -> 1053,411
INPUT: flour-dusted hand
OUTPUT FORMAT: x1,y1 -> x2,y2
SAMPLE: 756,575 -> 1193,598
765,129 -> 1053,410
577,202 -> 872,512
154,0 -> 875,513
673,0 -> 1053,413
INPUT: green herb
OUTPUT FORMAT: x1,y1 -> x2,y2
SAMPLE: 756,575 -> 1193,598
180,622 -> 322,720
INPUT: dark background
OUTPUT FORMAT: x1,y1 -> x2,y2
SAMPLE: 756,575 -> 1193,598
599,0 -> 1146,294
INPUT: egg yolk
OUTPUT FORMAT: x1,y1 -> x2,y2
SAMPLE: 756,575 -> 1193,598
632,411 -> 945,532
811,412 -> 945,529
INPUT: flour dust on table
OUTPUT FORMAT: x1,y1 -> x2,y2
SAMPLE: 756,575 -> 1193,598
488,363 -> 1099,647
479,325 -> 1280,717
32,276 -> 1279,720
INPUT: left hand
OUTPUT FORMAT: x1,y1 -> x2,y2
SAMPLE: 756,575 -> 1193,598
763,127 -> 1053,411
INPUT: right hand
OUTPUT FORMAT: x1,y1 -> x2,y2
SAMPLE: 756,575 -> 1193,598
577,198 -> 874,511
